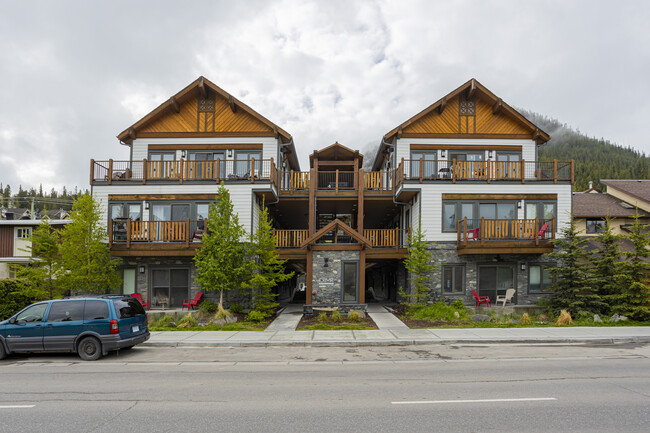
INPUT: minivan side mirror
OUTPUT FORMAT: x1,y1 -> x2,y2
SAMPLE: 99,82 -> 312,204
9,317 -> 16,324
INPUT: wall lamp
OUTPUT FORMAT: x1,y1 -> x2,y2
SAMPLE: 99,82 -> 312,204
145,202 -> 150,210
440,150 -> 446,158
517,200 -> 523,209
227,149 -> 233,157
181,150 -> 186,158
323,258 -> 329,268
139,266 -> 145,274
488,150 -> 494,158
520,263 -> 526,271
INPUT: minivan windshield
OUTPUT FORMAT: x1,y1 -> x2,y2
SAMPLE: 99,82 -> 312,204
113,298 -> 146,318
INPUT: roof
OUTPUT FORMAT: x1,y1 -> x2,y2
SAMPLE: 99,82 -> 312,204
572,192 -> 649,218
0,219 -> 72,226
309,142 -> 363,168
300,219 -> 372,249
584,238 -> 650,263
373,78 -> 550,170
600,180 -> 650,204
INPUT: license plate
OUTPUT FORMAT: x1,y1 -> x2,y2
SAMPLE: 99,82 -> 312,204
132,325 -> 139,332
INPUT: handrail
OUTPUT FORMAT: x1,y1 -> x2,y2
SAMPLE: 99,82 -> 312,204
110,219 -> 206,243
458,218 -> 555,244
274,229 -> 309,247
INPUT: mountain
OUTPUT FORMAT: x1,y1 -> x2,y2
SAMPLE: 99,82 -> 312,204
521,110 -> 650,192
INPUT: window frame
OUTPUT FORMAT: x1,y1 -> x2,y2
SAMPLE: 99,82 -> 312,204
441,264 -> 465,294
586,218 -> 606,234
15,227 -> 32,239
528,263 -> 555,293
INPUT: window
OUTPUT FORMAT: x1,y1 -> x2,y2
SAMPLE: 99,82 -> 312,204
47,301 -> 85,322
529,264 -> 554,293
443,203 -> 456,231
442,265 -> 465,294
84,301 -> 110,320
110,203 -> 142,221
15,303 -> 47,323
16,228 -> 32,239
586,218 -> 606,234
410,151 -> 437,178
121,268 -> 136,295
235,150 -> 262,176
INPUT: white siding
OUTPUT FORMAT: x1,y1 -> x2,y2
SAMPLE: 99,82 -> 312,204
413,183 -> 572,242
395,138 -> 538,165
130,137 -> 279,163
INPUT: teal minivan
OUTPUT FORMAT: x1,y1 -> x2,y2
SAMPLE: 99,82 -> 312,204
0,295 -> 149,361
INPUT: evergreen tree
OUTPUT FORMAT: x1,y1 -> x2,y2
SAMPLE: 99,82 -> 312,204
245,200 -> 294,317
194,184 -> 250,309
592,218 -> 625,312
59,194 -> 121,294
615,214 -> 650,320
400,216 -> 435,306
548,218 -> 607,316
14,219 -> 64,299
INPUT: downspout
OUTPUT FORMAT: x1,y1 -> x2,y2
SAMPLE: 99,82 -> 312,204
269,137 -> 295,206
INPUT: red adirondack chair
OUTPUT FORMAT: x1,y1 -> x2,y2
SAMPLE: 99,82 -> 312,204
183,291 -> 203,311
130,293 -> 150,311
538,223 -> 550,239
472,289 -> 490,307
467,227 -> 480,241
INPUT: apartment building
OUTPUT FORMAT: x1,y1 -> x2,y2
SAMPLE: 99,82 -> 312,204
90,77 -> 574,309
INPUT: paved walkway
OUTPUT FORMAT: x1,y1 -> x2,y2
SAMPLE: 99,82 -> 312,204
263,305 -> 303,332
366,304 -> 409,330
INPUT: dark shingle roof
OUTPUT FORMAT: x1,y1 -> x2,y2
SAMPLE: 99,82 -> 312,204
573,192 -> 648,218
601,180 -> 650,204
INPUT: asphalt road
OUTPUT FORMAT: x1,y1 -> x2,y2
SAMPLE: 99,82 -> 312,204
1,343 -> 649,433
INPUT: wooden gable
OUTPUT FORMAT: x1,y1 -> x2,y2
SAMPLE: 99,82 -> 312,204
118,76 -> 291,143
385,79 -> 549,143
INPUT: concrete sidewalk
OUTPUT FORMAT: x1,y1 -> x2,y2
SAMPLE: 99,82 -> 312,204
145,326 -> 650,348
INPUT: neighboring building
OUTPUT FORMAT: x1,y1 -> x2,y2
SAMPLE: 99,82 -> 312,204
90,77 -> 574,309
0,207 -> 32,220
0,219 -> 71,278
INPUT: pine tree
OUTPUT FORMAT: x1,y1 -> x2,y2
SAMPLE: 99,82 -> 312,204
548,218 -> 607,316
194,184 -> 250,309
246,200 -> 294,317
400,216 -> 435,306
591,218 -> 625,313
615,214 -> 650,320
59,194 -> 121,294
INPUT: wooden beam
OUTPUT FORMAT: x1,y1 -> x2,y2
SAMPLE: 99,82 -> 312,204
438,96 -> 446,114
228,95 -> 237,113
149,143 -> 262,151
169,96 -> 180,113
397,127 -> 403,139
492,98 -> 502,114
442,193 -> 557,200
467,79 -> 476,99
128,128 -> 136,140
109,194 -> 220,200
198,77 -> 207,98
306,251 -> 313,305
359,249 -> 366,304
410,144 -> 522,151
273,125 -> 279,139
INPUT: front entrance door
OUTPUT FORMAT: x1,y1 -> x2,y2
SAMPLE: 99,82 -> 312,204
342,261 -> 358,303
478,265 -> 515,304
150,268 -> 189,309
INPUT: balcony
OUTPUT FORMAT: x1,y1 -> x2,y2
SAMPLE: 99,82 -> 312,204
273,228 -> 409,249
91,159 -> 278,187
279,169 -> 395,195
108,219 -> 205,256
396,159 -> 574,185
457,217 -> 555,255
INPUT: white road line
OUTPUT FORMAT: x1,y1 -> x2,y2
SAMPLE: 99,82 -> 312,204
392,397 -> 557,405
0,405 -> 35,409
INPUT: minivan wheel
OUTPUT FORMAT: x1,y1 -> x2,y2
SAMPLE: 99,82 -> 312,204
78,337 -> 102,361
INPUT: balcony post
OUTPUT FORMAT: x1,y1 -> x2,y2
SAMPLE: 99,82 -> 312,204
251,158 -> 255,183
108,219 -> 113,248
487,159 -> 491,184
179,158 -> 184,184
395,227 -> 399,251
535,217 -> 539,246
551,217 -> 556,239
521,159 -> 525,184
185,218 -> 190,248
108,159 -> 113,185
463,217 -> 468,246
335,169 -> 339,193
419,158 -> 423,184
90,159 -> 95,185
142,159 -> 148,184
570,160 -> 575,184
358,168 -> 364,234
553,159 -> 558,184
290,170 -> 294,191
452,158 -> 457,184
400,158 -> 405,182
126,219 -> 131,249
480,217 -> 485,245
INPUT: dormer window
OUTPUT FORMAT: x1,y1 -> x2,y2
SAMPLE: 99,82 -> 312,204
458,97 -> 476,133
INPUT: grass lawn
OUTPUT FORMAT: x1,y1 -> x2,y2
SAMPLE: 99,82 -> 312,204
296,311 -> 377,331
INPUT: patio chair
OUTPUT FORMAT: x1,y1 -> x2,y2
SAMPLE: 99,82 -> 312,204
538,223 -> 550,239
130,293 -> 149,311
471,289 -> 490,307
467,227 -> 480,241
496,288 -> 516,307
182,291 -> 203,311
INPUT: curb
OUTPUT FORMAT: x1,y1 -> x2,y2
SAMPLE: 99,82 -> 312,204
142,336 -> 650,348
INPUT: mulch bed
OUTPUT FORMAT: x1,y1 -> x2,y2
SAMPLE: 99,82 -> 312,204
391,304 -> 470,328
298,313 -> 378,330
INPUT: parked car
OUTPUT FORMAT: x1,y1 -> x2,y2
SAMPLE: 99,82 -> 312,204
0,295 -> 149,361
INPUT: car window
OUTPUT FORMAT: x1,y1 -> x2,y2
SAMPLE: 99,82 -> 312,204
84,301 -> 110,320
16,303 -> 48,323
47,301 -> 85,322
113,298 -> 146,318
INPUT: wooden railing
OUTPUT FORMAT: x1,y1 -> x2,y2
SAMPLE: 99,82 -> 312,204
363,228 -> 410,248
457,217 -> 555,245
91,158 -> 278,187
396,159 -> 574,186
274,229 -> 309,248
280,171 -> 310,191
364,170 -> 393,191
109,219 -> 206,248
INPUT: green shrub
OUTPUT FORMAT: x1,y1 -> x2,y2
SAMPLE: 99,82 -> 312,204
520,313 -> 532,325
198,300 -> 218,313
150,314 -> 175,327
330,310 -> 342,322
450,298 -> 465,310
348,310 -> 361,322
318,312 -> 328,322
247,310 -> 266,323
409,302 -> 470,322
0,279 -> 38,320
178,313 -> 198,327
229,303 -> 243,314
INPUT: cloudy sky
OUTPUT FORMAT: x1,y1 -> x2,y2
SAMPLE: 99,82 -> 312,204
1,0 -> 649,192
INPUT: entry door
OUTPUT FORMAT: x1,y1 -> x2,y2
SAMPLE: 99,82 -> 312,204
4,303 -> 48,352
479,265 -> 515,304
342,262 -> 358,303
151,268 -> 189,309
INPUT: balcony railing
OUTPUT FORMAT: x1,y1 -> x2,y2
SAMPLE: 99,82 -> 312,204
272,228 -> 409,248
279,169 -> 395,193
91,159 -> 278,187
363,228 -> 410,248
396,159 -> 574,185
274,229 -> 309,248
457,217 -> 555,246
109,219 -> 206,247
280,171 -> 310,192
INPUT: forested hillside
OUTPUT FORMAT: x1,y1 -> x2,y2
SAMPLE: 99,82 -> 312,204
521,110 -> 650,191
0,183 -> 87,213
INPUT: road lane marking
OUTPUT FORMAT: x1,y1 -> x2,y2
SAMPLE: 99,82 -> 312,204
0,405 -> 35,409
392,397 -> 557,405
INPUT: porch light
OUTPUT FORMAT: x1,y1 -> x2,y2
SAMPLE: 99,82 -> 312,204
488,150 -> 493,158
323,258 -> 329,268
181,150 -> 186,158
145,202 -> 150,210
139,266 -> 145,274
440,150 -> 446,158
227,149 -> 233,157
517,201 -> 523,209
520,263 -> 526,271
